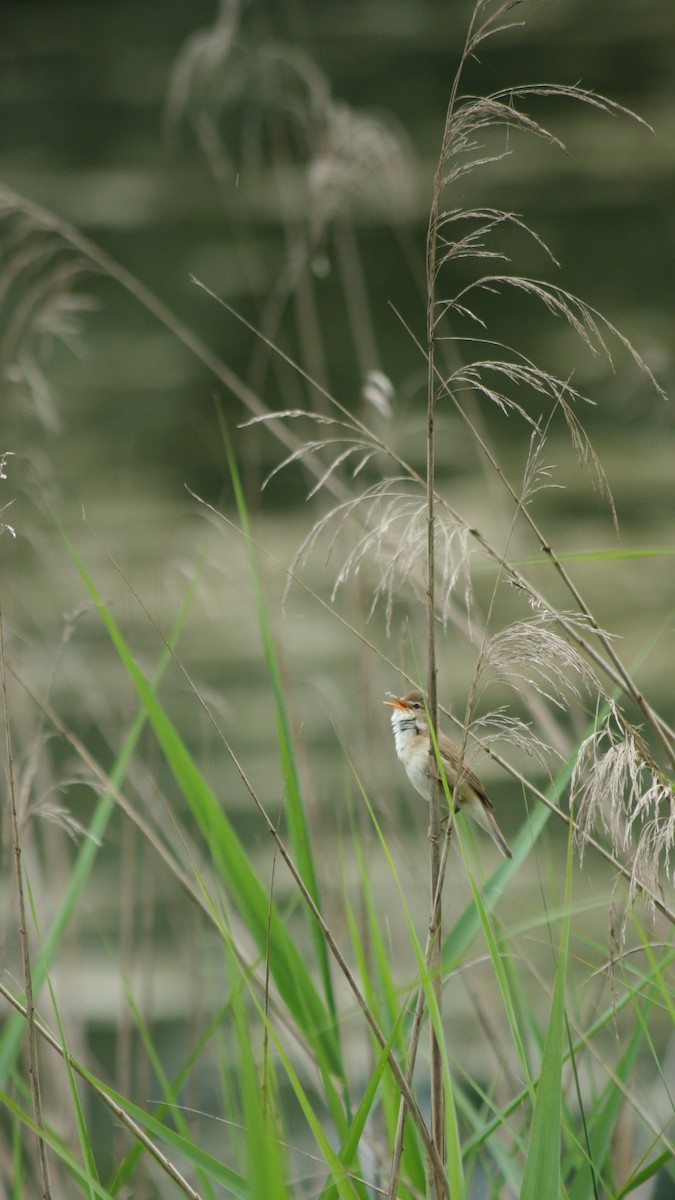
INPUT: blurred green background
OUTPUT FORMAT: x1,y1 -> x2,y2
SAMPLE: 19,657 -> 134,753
1,0 -> 674,1182
2,0 -> 674,500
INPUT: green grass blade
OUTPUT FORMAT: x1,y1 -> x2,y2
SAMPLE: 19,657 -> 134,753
319,999 -> 408,1200
219,414 -> 339,1029
566,1009 -> 647,1198
354,764 -> 461,1199
0,1091 -> 116,1200
118,976 -> 219,1200
70,1066 -> 251,1197
228,966 -> 290,1200
110,998 -> 236,1194
62,536 -> 342,1080
520,824 -> 572,1199
615,1148 -> 674,1198
0,574 -> 197,1087
442,780 -> 556,973
426,716 -> 535,1106
463,943 -> 675,1161
465,873 -> 534,1099
42,955 -> 100,1198
261,1020 -> 362,1200
343,831 -> 426,1193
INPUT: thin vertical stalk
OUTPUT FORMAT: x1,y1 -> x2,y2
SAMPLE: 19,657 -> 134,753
389,9 -> 485,1191
0,598 -> 52,1199
421,11 -> 494,1191
426,151 -> 446,1200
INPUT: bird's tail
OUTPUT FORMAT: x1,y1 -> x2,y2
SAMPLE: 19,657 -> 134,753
462,789 -> 513,859
483,807 -> 513,860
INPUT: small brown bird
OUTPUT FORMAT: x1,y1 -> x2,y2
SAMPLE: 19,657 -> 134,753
384,689 -> 512,859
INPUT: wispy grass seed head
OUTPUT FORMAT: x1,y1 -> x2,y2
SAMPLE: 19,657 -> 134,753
478,609 -> 604,710
469,707 -> 555,774
0,213 -> 93,432
288,478 -> 474,634
572,703 -> 675,913
166,2 -> 415,229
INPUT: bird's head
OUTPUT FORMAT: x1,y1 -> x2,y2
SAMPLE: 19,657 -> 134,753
383,689 -> 427,733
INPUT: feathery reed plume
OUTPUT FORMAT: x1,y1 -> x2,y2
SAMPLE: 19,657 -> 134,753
572,703 -> 675,913
0,213 -> 94,431
166,1 -> 414,231
292,478 -> 472,633
468,707 -> 555,774
477,609 -> 605,709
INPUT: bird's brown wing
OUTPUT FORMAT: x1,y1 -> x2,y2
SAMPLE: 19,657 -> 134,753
432,740 -> 493,809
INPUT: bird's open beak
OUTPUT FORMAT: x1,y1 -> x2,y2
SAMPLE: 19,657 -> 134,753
383,694 -> 408,710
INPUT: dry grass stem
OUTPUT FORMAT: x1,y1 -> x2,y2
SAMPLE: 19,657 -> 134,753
0,604 -> 52,1198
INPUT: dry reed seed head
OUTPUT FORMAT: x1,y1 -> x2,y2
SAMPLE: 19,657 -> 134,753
479,609 -> 605,710
287,480 -> 474,633
521,429 -> 560,505
240,411 -> 382,496
469,707 -> 556,773
167,12 -> 334,191
166,6 -> 415,229
29,794 -> 102,845
571,704 -> 675,913
164,0 -> 241,145
0,503 -> 16,542
0,217 -> 94,432
431,218 -> 661,512
441,361 -> 598,463
309,102 -> 416,227
437,80 -> 651,193
447,275 -> 665,403
166,7 -> 329,155
436,206 -> 560,268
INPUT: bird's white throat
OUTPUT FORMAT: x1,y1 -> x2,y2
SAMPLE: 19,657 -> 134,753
390,709 -> 422,763
389,707 -> 431,799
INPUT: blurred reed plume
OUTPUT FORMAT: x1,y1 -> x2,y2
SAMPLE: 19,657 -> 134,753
0,209 -> 93,432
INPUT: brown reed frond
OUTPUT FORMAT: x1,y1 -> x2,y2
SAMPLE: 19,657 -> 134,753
478,609 -> 605,709
166,3 -> 415,227
307,100 -> 416,228
437,205 -> 559,270
362,369 -> 395,418
443,357 -> 583,426
519,428 -> 559,505
572,704 -> 675,914
0,213 -> 94,431
436,77 -> 650,195
240,409 -> 382,494
164,0 -> 242,148
285,477 -> 473,634
29,794 -> 103,845
447,274 -> 665,400
469,706 -> 555,773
